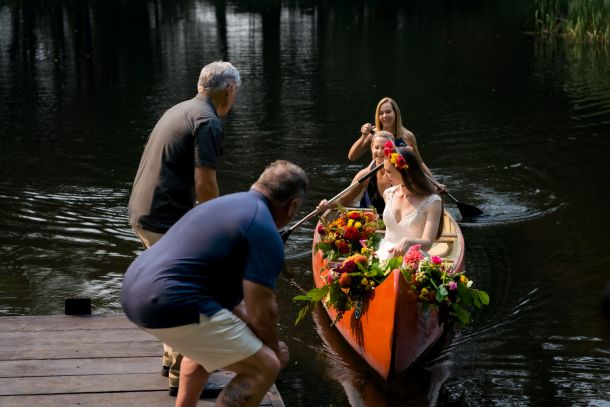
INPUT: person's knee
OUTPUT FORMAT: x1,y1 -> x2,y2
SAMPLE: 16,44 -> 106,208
225,345 -> 281,385
181,357 -> 205,377
252,347 -> 281,383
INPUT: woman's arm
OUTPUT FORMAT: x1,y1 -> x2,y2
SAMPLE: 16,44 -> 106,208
337,168 -> 369,206
348,123 -> 374,161
388,199 -> 442,255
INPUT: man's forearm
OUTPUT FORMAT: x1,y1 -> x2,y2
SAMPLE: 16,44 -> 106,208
196,183 -> 219,204
194,166 -> 219,204
247,310 -> 280,354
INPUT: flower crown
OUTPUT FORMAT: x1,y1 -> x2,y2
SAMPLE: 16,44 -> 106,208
383,140 -> 408,170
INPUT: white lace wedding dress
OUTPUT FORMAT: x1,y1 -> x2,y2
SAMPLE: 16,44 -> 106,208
376,186 -> 441,262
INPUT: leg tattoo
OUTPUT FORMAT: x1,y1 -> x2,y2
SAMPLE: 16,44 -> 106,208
221,376 -> 254,407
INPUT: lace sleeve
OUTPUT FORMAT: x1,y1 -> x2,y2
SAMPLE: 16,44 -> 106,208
420,194 -> 441,209
383,185 -> 398,202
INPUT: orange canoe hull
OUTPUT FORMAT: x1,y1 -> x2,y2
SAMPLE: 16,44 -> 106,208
311,211 -> 464,380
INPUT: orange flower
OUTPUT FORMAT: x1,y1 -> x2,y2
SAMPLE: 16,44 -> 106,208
338,273 -> 352,287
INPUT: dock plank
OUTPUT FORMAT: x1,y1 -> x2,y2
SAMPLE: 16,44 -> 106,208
0,392 -> 280,407
0,357 -> 160,377
0,314 -> 284,406
0,327 -> 155,346
0,341 -> 161,360
0,314 -> 133,331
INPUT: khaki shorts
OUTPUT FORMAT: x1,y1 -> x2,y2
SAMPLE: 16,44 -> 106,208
143,309 -> 263,372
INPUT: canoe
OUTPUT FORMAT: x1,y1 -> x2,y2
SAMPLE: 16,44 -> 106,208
311,209 -> 465,380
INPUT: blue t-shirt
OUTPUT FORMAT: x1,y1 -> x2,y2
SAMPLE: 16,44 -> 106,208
121,190 -> 285,329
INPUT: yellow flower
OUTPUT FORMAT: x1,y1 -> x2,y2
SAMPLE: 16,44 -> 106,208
390,152 -> 399,164
361,247 -> 371,256
354,221 -> 362,228
361,277 -> 369,286
347,219 -> 354,227
460,275 -> 468,284
420,287 -> 429,298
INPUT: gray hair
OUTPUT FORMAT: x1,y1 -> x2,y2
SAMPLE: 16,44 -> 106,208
197,61 -> 241,91
373,130 -> 394,142
255,160 -> 309,204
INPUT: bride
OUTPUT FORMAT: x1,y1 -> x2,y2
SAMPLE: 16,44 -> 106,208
376,142 -> 444,262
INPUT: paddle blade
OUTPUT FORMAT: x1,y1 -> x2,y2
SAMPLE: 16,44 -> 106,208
280,228 -> 292,243
456,201 -> 484,218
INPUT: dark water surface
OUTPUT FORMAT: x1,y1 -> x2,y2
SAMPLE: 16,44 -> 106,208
1,1 -> 609,405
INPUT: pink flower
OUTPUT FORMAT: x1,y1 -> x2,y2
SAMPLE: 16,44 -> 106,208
403,244 -> 424,267
340,260 -> 357,274
448,281 -> 458,291
431,256 -> 442,265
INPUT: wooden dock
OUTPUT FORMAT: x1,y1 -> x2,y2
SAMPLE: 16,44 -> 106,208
0,314 -> 284,406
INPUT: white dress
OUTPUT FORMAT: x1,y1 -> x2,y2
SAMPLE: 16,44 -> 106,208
376,186 -> 441,262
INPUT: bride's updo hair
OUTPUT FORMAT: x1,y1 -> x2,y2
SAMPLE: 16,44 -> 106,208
396,146 -> 444,239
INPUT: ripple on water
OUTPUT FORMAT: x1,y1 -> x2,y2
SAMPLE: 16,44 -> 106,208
0,183 -> 141,314
437,165 -> 565,227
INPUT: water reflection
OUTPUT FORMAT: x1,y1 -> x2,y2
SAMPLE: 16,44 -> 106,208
2,0 -> 610,405
311,305 -> 452,407
0,184 -> 137,315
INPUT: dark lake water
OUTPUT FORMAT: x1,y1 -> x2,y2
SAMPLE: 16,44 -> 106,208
1,1 -> 610,405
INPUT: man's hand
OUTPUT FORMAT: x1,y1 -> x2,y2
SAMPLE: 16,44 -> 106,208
278,340 -> 290,369
232,301 -> 247,322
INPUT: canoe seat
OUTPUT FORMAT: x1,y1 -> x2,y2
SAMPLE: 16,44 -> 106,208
435,234 -> 457,243
428,242 -> 451,257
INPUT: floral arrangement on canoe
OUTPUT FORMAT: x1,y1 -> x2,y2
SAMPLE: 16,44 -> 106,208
294,251 -> 395,325
294,241 -> 489,326
400,245 -> 489,325
314,207 -> 383,260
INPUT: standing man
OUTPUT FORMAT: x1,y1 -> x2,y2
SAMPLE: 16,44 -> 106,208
128,60 -> 240,395
122,160 -> 309,407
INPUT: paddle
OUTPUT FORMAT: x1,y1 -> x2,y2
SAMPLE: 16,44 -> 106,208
280,162 -> 384,243
426,174 -> 483,218
442,191 -> 483,218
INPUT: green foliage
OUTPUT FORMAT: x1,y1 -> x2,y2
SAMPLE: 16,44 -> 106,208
403,252 -> 490,327
535,0 -> 610,43
295,239 -> 491,327
293,286 -> 329,325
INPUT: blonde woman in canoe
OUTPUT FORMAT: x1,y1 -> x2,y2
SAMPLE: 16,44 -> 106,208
336,131 -> 394,214
348,97 -> 445,192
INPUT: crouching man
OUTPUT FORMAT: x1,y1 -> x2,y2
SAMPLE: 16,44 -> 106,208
121,160 -> 308,407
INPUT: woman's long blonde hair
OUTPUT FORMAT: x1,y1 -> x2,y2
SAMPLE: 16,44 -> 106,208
374,97 -> 407,138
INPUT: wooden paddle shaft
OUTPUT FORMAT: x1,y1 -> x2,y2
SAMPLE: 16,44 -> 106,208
287,162 -> 384,233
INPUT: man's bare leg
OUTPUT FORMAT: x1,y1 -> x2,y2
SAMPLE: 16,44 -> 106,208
176,357 -> 210,407
216,346 -> 280,407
